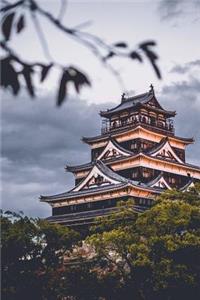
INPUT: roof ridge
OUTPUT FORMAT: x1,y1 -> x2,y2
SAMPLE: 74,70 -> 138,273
125,91 -> 150,101
146,172 -> 165,187
147,137 -> 169,155
109,137 -> 134,155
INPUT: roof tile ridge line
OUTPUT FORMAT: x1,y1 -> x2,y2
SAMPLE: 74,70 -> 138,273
95,159 -> 129,183
142,151 -> 200,170
82,126 -> 194,144
100,90 -> 150,114
52,161 -> 101,197
124,91 -> 149,101
127,180 -> 162,193
65,161 -> 93,172
96,160 -> 154,190
179,177 -> 194,191
100,100 -> 126,114
71,159 -> 130,194
100,92 -> 154,115
41,182 -> 128,202
69,160 -> 104,193
147,137 -> 168,155
109,137 -> 134,155
146,171 -> 165,187
147,137 -> 186,164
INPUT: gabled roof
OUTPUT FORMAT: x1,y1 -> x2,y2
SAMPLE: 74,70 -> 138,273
66,138 -> 133,173
100,90 -> 175,118
97,138 -> 133,160
66,138 -> 200,177
41,161 -> 133,202
147,137 -> 184,164
147,172 -> 172,190
72,160 -> 132,192
180,178 -> 195,191
40,160 -> 163,203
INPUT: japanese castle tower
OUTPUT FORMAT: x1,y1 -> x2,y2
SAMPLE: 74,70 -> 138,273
40,86 -> 200,226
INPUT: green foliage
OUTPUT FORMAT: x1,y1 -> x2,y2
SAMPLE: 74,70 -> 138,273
87,184 -> 200,299
1,184 -> 200,299
1,211 -> 80,300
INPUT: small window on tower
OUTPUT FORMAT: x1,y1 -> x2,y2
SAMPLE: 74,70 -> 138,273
143,168 -> 150,178
132,170 -> 138,178
131,142 -> 137,150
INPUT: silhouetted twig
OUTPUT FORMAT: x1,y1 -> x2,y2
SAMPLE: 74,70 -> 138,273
0,0 -> 162,106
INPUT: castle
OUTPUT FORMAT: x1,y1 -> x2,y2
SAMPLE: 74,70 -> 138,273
40,86 -> 200,226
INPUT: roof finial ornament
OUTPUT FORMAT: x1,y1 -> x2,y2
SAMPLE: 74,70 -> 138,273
121,92 -> 126,102
149,83 -> 154,94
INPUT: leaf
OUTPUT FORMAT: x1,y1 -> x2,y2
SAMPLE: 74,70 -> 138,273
0,57 -> 20,94
16,14 -> 25,33
139,41 -> 161,79
114,42 -> 128,48
139,41 -> 156,48
57,70 -> 70,106
71,68 -> 91,93
57,67 -> 91,106
21,65 -> 35,97
103,51 -> 115,61
2,12 -> 15,40
129,51 -> 143,63
40,64 -> 53,82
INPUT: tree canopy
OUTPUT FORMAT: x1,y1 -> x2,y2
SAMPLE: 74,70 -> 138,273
1,184 -> 200,299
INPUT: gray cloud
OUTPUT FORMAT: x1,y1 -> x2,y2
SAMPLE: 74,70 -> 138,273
1,92 -> 107,217
1,79 -> 200,218
170,60 -> 200,74
158,0 -> 200,22
160,77 -> 200,166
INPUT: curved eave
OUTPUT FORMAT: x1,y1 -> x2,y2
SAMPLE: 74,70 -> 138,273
40,182 -> 161,203
82,125 -> 194,145
109,138 -> 134,155
142,153 -> 200,172
39,183 -> 129,203
67,138 -> 134,173
100,102 -> 141,118
100,92 -> 151,117
66,148 -> 200,178
141,103 -> 176,117
179,179 -> 194,191
65,162 -> 93,173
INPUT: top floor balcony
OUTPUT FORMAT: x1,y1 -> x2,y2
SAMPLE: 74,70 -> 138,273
101,114 -> 174,135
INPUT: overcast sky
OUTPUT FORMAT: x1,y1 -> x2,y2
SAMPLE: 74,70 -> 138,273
1,0 -> 200,217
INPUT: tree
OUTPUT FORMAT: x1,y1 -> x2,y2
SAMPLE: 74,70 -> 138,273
87,184 -> 200,300
1,211 -> 80,300
0,0 -> 161,106
2,185 -> 200,300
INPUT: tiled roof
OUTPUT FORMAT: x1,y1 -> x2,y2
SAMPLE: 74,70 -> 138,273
40,182 -> 128,202
82,125 -> 194,144
66,138 -> 133,172
147,137 -> 168,155
40,160 -> 161,202
100,91 -> 175,117
179,178 -> 194,191
46,205 -> 148,225
110,138 -> 133,155
146,172 -> 164,187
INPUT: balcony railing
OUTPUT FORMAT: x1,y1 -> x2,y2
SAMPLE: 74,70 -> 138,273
101,116 -> 174,135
